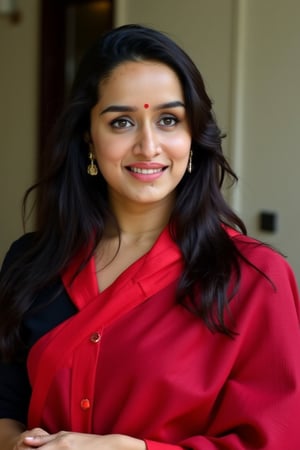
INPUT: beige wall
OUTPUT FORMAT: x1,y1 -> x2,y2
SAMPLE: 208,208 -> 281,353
0,0 -> 299,283
0,0 -> 39,261
233,0 -> 300,278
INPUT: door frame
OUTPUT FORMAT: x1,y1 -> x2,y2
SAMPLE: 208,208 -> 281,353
38,0 -> 114,173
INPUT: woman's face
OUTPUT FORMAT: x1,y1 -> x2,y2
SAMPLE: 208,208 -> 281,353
90,60 -> 192,210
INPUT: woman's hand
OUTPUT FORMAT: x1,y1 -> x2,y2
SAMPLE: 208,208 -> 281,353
13,427 -> 49,449
23,432 -> 146,450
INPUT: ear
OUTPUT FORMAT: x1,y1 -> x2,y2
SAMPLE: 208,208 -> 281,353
84,132 -> 92,144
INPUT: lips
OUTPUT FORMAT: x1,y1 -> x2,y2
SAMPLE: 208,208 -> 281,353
125,163 -> 168,181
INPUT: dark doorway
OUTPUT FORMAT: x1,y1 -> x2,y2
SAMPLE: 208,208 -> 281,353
39,0 -> 113,173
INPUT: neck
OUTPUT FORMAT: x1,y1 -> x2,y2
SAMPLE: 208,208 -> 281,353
106,194 -> 175,243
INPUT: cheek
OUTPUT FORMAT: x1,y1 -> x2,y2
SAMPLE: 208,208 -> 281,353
93,136 -> 126,164
166,134 -> 191,159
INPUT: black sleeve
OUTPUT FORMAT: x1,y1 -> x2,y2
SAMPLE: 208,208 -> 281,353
0,234 -> 35,423
0,233 -> 36,272
0,234 -> 77,424
0,361 -> 31,423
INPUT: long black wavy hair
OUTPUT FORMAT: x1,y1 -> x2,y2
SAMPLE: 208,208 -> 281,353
0,24 -> 248,360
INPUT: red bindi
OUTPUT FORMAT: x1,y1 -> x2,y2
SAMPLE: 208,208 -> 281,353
144,103 -> 150,109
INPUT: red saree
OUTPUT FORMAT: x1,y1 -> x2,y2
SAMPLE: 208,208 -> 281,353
27,228 -> 300,449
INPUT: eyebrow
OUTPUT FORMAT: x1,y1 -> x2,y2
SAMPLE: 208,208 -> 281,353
155,101 -> 185,110
100,100 -> 185,115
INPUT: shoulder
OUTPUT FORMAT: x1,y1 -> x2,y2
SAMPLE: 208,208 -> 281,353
1,233 -> 37,273
229,232 -> 299,306
221,232 -> 300,344
232,232 -> 290,274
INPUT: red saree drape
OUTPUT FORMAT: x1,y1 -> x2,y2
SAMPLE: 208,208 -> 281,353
26,228 -> 300,449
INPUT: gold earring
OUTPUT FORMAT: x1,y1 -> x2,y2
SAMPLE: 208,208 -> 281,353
87,152 -> 98,176
188,150 -> 193,173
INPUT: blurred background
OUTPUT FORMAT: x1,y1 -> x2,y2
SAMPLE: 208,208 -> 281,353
0,0 -> 299,283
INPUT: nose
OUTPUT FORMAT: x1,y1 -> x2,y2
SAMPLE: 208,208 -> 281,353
133,123 -> 161,158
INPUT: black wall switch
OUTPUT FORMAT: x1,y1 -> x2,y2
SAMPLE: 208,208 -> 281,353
258,211 -> 277,232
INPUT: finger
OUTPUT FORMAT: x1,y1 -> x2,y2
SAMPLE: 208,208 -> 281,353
21,428 -> 49,442
13,428 -> 49,450
22,436 -> 42,448
23,433 -> 56,447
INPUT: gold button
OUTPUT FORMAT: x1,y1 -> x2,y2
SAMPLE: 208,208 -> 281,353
80,398 -> 90,410
90,332 -> 101,343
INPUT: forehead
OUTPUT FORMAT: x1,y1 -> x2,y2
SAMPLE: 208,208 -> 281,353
98,60 -> 184,103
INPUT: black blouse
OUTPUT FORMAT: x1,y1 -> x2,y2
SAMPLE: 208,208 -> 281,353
0,235 -> 77,424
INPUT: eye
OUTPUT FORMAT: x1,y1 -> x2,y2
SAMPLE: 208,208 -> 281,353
110,118 -> 133,129
158,116 -> 178,127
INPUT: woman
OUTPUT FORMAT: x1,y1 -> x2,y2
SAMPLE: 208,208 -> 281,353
0,24 -> 299,450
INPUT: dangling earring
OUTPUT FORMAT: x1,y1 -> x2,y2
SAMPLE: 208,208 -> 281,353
87,152 -> 98,176
188,150 -> 193,174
